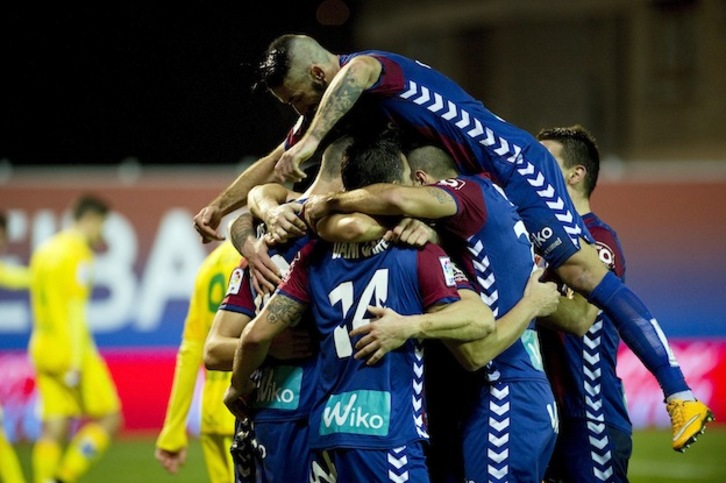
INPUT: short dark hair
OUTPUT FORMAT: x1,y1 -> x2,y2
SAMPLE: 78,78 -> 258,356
72,194 -> 110,221
405,144 -> 458,179
254,35 -> 297,92
341,132 -> 406,190
537,124 -> 601,197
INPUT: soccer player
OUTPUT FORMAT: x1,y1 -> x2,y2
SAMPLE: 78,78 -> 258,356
204,136 -> 354,482
305,136 -> 560,481
223,221 -> 494,481
536,125 -> 712,480
28,194 -> 122,483
194,34 -> 711,449
155,240 -> 241,483
0,211 -> 28,483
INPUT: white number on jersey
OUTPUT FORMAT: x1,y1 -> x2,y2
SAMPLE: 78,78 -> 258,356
329,269 -> 389,358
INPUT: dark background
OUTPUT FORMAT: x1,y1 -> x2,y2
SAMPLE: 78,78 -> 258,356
1,2 -> 357,166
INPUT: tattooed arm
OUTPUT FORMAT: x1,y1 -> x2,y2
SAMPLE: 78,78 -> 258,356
229,293 -> 307,395
304,184 -> 457,228
275,55 -> 383,181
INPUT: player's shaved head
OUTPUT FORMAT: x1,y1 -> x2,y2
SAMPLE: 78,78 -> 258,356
256,34 -> 331,91
406,145 -> 458,180
320,135 -> 353,182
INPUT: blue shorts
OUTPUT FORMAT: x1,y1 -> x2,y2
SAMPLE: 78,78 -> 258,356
545,419 -> 632,483
232,418 -> 310,483
461,379 -> 558,483
310,442 -> 429,482
504,141 -> 593,268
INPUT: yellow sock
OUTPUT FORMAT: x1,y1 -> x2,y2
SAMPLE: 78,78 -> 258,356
55,423 -> 110,482
32,438 -> 62,483
0,429 -> 27,483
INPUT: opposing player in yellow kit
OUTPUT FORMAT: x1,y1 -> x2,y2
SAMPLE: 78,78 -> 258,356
0,211 -> 28,483
28,195 -> 122,483
155,240 -> 243,483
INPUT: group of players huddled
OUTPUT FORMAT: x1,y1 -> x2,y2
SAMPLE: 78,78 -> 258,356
153,35 -> 715,483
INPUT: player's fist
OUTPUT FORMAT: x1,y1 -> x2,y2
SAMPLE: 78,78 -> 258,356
524,268 -> 560,317
193,205 -> 225,243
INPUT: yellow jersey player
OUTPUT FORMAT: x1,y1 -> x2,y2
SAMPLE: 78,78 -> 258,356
0,211 -> 28,483
155,239 -> 242,483
28,194 -> 122,483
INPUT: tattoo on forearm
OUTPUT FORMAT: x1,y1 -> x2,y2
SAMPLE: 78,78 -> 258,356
319,71 -> 365,135
230,213 -> 255,252
266,296 -> 302,326
427,187 -> 450,204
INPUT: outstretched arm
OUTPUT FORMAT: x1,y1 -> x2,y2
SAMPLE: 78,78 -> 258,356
193,143 -> 285,242
275,56 -> 383,181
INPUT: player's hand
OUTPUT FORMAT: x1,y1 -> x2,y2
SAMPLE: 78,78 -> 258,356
349,306 -> 411,365
223,384 -> 253,420
155,447 -> 188,475
275,137 -> 318,183
265,202 -> 307,244
193,205 -> 225,243
302,194 -> 333,229
269,327 -> 316,360
385,218 -> 438,247
524,268 -> 560,317
242,236 -> 282,295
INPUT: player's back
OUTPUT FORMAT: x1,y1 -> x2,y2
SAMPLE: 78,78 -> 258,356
291,239 -> 459,450
343,50 -> 535,183
436,174 -> 544,382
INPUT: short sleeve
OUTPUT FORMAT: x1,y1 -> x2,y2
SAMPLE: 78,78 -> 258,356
218,262 -> 256,318
434,178 -> 488,240
276,240 -> 316,305
416,244 -> 461,309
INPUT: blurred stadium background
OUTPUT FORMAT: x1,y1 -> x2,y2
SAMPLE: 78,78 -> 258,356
2,1 -> 725,481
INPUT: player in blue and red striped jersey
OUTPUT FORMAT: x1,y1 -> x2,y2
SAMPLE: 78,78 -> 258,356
223,233 -> 493,481
305,135 -> 561,482
222,140 -> 559,481
189,34 -> 712,451
534,126 -> 633,482
535,125 -> 710,479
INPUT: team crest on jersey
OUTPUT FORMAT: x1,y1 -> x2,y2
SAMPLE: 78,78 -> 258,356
437,178 -> 466,190
226,267 -> 243,295
438,256 -> 457,287
595,241 -> 616,270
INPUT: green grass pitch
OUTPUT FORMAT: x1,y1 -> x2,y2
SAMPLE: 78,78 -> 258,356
12,427 -> 726,482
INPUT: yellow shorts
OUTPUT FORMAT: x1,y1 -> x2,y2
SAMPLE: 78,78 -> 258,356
35,352 -> 121,419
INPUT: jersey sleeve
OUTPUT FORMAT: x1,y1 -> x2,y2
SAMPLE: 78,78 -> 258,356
364,54 -> 407,96
432,178 -> 488,240
218,262 -> 256,318
417,244 -> 462,309
276,240 -> 316,305
588,224 -> 626,279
